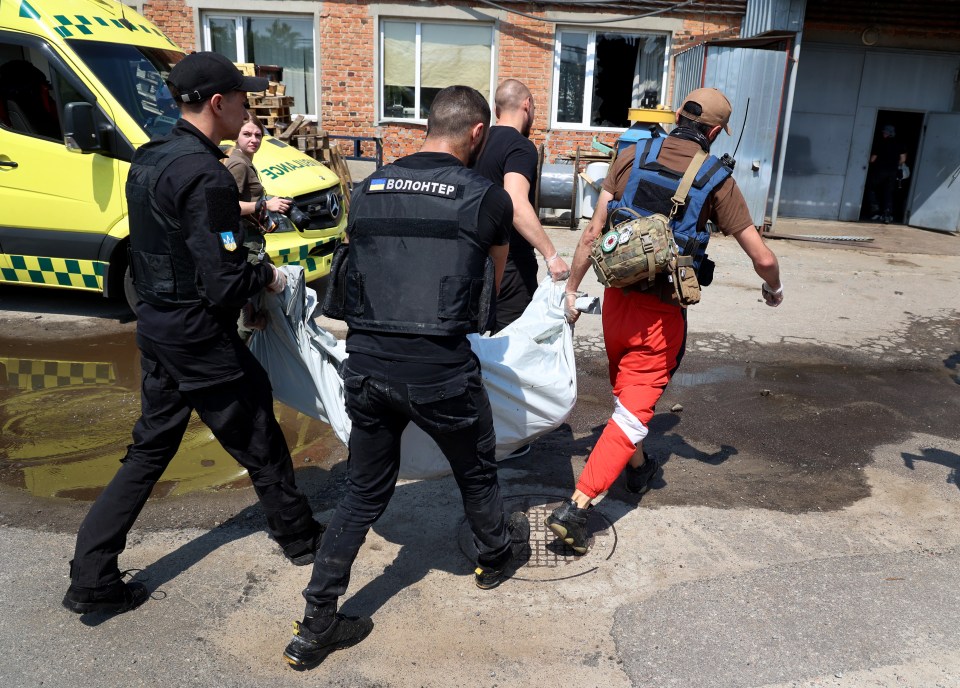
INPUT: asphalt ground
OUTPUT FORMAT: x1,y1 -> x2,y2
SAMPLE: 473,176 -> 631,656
0,217 -> 958,687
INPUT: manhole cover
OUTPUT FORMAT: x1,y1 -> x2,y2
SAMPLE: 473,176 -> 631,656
458,494 -> 617,581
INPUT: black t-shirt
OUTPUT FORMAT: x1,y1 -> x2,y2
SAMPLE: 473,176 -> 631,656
136,119 -> 272,345
473,126 -> 538,260
345,151 -> 512,364
871,135 -> 906,176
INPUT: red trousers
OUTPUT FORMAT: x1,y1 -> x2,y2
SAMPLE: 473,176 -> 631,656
576,287 -> 685,498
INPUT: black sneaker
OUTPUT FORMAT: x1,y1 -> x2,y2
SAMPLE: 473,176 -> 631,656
624,452 -> 661,495
545,500 -> 589,554
283,523 -> 327,566
62,580 -> 149,615
474,511 -> 531,590
283,614 -> 374,670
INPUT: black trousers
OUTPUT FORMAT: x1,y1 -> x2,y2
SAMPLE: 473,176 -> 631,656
867,172 -> 896,216
492,253 -> 539,333
69,331 -> 318,590
302,354 -> 510,617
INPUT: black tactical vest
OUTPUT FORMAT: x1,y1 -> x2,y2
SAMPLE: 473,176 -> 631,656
125,135 -> 211,306
342,163 -> 493,335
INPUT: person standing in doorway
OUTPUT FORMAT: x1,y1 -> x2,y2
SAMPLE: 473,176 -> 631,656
866,124 -> 907,224
546,88 -> 783,554
474,79 -> 570,333
282,86 -> 530,671
62,53 -> 322,616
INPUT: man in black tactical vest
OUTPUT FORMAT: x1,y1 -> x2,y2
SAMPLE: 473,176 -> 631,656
63,53 -> 322,616
282,86 -> 531,671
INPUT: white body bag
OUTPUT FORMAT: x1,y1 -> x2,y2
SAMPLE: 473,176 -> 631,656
249,266 -> 577,479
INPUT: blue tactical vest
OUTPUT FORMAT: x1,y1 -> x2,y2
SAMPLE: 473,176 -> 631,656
608,137 -> 733,271
341,163 -> 494,336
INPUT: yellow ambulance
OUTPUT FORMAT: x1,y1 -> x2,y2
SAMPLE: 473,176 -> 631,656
0,0 -> 345,311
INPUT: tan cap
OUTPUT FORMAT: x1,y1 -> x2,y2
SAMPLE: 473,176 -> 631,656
678,87 -> 732,135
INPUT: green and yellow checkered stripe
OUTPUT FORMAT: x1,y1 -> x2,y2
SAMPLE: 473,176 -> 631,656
0,357 -> 116,391
273,241 -> 332,277
37,7 -> 174,44
1,255 -> 105,291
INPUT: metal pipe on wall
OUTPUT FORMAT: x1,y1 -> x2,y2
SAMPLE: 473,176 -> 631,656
769,30 -> 802,231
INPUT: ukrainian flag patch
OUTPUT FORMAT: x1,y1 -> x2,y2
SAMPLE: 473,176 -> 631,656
220,232 -> 237,251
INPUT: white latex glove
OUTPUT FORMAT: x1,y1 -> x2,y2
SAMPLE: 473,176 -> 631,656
545,253 -> 571,282
762,281 -> 783,307
564,291 -> 581,324
267,264 -> 287,294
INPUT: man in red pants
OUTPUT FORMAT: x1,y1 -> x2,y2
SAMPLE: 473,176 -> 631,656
547,88 -> 783,553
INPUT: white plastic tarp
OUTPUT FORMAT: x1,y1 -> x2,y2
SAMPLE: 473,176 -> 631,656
249,266 -> 577,479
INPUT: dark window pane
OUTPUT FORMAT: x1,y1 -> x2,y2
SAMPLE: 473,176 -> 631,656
557,32 -> 587,124
209,18 -> 238,61
382,21 -> 416,119
69,41 -> 183,138
592,33 -> 666,128
244,16 -> 315,116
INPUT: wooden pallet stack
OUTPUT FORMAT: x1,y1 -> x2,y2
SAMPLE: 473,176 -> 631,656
235,63 -> 291,135
277,115 -> 353,213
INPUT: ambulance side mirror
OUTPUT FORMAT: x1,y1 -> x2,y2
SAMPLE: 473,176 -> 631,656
63,102 -> 101,153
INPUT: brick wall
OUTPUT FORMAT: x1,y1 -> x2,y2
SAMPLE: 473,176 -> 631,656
142,1 -> 196,52
146,1 -> 742,165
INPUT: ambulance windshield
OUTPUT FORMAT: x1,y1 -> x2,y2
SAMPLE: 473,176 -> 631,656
68,41 -> 184,138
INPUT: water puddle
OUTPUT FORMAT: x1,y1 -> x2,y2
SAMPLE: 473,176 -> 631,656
671,365 -> 759,388
0,333 -> 343,502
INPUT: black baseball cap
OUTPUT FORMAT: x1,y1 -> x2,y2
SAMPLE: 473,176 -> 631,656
166,52 -> 268,104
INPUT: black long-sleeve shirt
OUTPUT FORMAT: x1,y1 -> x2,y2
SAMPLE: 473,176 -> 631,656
136,119 -> 273,344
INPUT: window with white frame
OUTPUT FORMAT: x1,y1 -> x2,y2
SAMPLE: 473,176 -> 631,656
552,29 -> 669,129
380,19 -> 494,122
202,13 -> 315,116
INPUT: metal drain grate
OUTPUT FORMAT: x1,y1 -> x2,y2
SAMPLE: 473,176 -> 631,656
458,494 -> 618,582
526,503 -> 587,566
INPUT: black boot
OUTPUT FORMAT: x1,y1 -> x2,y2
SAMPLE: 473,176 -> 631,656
474,511 -> 531,590
624,451 -> 661,495
545,499 -> 590,554
282,522 -> 327,566
63,579 -> 149,615
283,613 -> 374,670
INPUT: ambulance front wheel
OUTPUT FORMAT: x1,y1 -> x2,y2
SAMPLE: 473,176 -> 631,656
123,264 -> 138,317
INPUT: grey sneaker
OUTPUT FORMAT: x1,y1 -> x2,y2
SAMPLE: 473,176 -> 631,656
545,499 -> 590,554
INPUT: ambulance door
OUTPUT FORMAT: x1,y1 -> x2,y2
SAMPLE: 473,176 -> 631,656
0,33 -> 123,290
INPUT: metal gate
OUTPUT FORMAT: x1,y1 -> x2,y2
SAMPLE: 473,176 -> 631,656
673,37 -> 791,228
908,112 -> 960,233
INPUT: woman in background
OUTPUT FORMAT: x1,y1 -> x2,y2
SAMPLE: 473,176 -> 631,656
225,112 -> 291,339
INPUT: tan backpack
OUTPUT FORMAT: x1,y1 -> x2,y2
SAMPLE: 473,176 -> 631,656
589,149 -> 707,305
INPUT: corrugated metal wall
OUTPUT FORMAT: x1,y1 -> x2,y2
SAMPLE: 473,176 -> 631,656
672,44 -> 705,109
779,44 -> 960,221
741,0 -> 806,38
673,40 -> 790,227
703,44 -> 789,226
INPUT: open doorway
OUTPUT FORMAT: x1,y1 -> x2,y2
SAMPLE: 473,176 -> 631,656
859,110 -> 924,223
